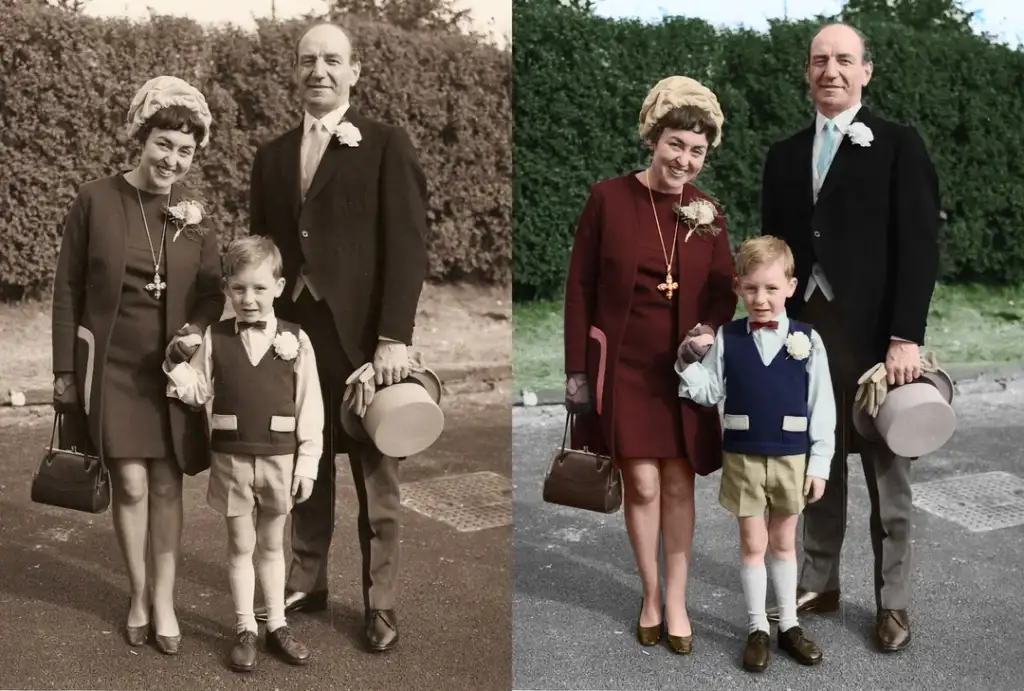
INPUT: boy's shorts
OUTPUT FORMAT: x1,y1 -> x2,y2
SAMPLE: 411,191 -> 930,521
718,452 -> 807,517
208,452 -> 296,517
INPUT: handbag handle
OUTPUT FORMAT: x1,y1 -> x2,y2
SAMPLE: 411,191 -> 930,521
49,412 -> 105,471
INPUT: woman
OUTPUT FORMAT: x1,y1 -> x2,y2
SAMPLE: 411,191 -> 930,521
51,76 -> 224,655
563,76 -> 737,654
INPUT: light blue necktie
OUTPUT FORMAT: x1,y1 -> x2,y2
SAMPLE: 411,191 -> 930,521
816,120 -> 836,179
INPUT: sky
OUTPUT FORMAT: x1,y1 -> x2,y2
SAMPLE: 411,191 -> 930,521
593,0 -> 1024,47
82,0 -> 511,45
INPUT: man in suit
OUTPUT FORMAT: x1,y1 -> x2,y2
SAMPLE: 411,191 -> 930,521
248,21 -> 428,652
759,23 -> 941,653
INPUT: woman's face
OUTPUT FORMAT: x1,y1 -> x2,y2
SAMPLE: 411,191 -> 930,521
139,128 -> 197,189
649,127 -> 708,188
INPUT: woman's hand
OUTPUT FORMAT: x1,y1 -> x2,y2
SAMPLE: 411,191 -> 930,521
678,323 -> 715,365
565,373 -> 592,414
166,323 -> 202,365
52,373 -> 79,413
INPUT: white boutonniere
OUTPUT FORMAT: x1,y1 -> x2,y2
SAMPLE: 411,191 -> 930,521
272,331 -> 300,361
331,121 -> 362,148
785,331 -> 812,361
846,122 -> 874,147
165,199 -> 205,242
673,198 -> 720,242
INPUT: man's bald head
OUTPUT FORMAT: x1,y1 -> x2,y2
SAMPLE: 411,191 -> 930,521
805,22 -> 873,118
293,21 -> 362,118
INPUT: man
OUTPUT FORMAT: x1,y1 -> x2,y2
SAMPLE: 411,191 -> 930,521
248,21 -> 428,653
759,23 -> 941,653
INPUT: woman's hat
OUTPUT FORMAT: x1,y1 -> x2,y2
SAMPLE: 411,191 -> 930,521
340,368 -> 445,459
125,76 -> 213,148
638,76 -> 724,146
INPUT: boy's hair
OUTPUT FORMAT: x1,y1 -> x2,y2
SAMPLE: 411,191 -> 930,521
222,235 -> 284,280
734,235 -> 795,279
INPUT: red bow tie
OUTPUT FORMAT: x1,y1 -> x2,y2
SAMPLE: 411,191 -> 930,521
750,320 -> 778,330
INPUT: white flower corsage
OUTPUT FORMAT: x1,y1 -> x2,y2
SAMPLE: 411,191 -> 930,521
331,121 -> 362,148
847,122 -> 874,147
272,331 -> 300,361
785,331 -> 812,361
165,200 -> 205,242
673,198 -> 720,242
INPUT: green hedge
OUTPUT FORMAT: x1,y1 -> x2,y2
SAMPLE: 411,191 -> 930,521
0,3 -> 511,298
512,0 -> 1024,300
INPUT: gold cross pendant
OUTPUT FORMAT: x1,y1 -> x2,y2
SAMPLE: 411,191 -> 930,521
657,271 -> 679,299
145,272 -> 167,299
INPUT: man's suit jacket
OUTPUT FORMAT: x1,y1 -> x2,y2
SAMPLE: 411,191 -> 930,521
249,108 -> 428,370
760,106 -> 941,374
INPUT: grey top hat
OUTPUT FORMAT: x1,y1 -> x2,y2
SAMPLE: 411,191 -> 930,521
340,368 -> 445,459
852,367 -> 956,458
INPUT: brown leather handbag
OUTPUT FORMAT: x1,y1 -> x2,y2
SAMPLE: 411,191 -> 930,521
542,413 -> 622,513
30,413 -> 110,514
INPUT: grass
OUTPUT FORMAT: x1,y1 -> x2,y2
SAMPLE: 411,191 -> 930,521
513,283 -> 1024,391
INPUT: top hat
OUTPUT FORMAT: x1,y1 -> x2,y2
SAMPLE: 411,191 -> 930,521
851,368 -> 956,458
340,368 -> 444,458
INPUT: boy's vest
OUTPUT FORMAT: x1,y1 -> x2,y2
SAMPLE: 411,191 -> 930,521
209,318 -> 299,456
721,317 -> 812,457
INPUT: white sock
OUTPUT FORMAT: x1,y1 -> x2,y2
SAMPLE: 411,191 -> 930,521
228,556 -> 258,634
258,549 -> 288,633
740,564 -> 769,634
770,558 -> 800,632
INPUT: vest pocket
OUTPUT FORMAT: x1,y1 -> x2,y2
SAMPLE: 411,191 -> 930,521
723,414 -> 750,430
211,414 -> 238,430
270,415 -> 296,432
782,415 -> 808,432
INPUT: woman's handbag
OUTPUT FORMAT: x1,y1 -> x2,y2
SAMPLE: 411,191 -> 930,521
542,413 -> 622,513
30,413 -> 110,514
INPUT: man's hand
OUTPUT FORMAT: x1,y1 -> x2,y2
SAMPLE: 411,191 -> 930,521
167,323 -> 202,365
292,476 -> 314,504
565,373 -> 591,415
804,476 -> 826,503
373,340 -> 410,387
52,373 -> 79,414
885,340 -> 922,386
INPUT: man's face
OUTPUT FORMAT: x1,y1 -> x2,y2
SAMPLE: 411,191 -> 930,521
805,24 -> 872,118
295,24 -> 361,117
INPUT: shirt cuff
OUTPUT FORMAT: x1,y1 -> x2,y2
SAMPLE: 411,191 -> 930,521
806,454 -> 831,481
293,454 -> 319,481
675,358 -> 710,396
165,361 -> 195,388
889,336 -> 916,344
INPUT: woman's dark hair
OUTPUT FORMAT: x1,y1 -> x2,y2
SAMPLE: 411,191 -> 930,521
135,105 -> 207,147
646,105 -> 719,147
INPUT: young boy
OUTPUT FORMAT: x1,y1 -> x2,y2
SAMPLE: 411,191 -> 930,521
164,236 -> 324,673
674,235 -> 835,673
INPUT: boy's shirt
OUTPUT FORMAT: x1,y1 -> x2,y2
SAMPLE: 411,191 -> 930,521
674,312 -> 836,480
164,313 -> 324,481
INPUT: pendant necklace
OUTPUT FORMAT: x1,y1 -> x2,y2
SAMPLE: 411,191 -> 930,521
645,170 -> 683,299
137,186 -> 169,300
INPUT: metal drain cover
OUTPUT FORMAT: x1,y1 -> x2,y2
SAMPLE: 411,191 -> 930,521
913,471 -> 1024,532
401,471 -> 512,532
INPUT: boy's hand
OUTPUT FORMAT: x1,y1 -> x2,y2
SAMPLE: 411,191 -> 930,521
804,476 -> 826,503
292,476 -> 314,503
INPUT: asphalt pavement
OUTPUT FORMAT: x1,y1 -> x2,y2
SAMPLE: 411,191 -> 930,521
0,394 -> 511,691
512,384 -> 1024,691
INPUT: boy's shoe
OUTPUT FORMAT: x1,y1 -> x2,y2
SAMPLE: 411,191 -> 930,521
230,630 -> 259,673
266,626 -> 311,665
742,630 -> 771,673
778,626 -> 823,665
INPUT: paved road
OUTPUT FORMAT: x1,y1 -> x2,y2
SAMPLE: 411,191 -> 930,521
513,384 -> 1024,691
0,394 -> 511,691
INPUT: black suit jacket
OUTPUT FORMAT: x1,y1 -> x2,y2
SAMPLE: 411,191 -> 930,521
249,109 -> 428,368
760,107 -> 941,371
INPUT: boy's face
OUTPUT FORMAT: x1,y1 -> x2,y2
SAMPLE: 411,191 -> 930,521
734,258 -> 798,322
225,259 -> 285,322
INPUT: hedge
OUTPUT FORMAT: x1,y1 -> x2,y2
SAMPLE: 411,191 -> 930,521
0,3 -> 511,298
512,0 -> 1024,300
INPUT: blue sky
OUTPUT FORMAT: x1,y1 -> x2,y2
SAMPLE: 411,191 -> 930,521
593,0 -> 1024,47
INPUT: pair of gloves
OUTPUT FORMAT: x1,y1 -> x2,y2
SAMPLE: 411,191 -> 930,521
855,350 -> 941,418
344,346 -> 426,418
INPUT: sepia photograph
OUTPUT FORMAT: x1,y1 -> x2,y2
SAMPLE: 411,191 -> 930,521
0,0 -> 512,689
512,0 -> 1024,689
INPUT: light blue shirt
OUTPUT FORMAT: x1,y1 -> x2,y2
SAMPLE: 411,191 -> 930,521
674,312 -> 836,480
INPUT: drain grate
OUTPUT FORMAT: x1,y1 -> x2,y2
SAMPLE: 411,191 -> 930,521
401,471 -> 512,532
913,471 -> 1024,532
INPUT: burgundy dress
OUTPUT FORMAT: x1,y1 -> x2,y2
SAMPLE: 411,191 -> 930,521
610,175 -> 687,460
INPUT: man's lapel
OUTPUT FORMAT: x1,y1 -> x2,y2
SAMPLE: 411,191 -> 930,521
816,106 -> 870,205
792,124 -> 815,210
278,124 -> 303,219
305,109 -> 369,204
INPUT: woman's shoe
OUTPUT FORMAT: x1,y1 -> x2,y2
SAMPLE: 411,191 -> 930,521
155,633 -> 182,655
124,599 -> 150,647
635,599 -> 662,646
667,633 -> 693,655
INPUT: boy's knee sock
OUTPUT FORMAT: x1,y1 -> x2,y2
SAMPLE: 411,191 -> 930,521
229,556 -> 257,634
770,557 -> 799,632
740,563 -> 769,634
258,548 -> 288,633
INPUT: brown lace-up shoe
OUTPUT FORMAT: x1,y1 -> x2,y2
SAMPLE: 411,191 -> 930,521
778,626 -> 823,665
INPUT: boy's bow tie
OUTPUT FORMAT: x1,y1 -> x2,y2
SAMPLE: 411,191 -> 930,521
750,320 -> 778,330
238,320 -> 267,330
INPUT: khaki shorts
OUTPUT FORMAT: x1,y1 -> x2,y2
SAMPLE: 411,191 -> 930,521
207,452 -> 295,517
718,452 -> 807,517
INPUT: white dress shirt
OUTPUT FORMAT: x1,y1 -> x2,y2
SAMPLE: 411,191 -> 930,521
674,313 -> 836,480
164,313 -> 325,480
